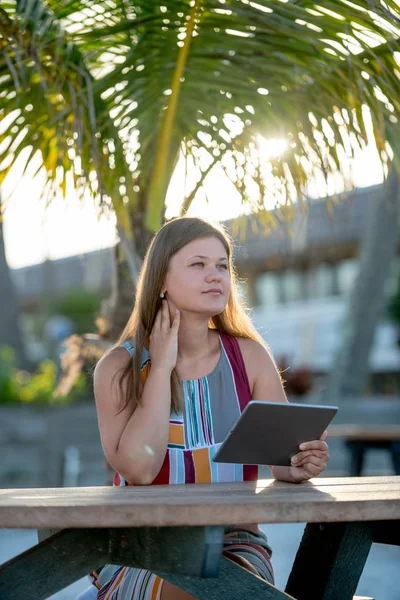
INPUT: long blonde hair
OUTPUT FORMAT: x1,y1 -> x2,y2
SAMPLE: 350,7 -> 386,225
117,216 -> 269,414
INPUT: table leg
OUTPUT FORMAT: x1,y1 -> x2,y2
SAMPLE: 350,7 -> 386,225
285,521 -> 373,600
368,520 -> 400,546
347,442 -> 365,476
0,528 -> 108,600
391,442 -> 400,475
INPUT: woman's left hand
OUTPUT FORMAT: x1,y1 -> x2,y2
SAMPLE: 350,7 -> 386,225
289,430 -> 330,483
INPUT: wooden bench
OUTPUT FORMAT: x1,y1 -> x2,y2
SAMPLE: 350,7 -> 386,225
328,425 -> 400,476
0,476 -> 399,600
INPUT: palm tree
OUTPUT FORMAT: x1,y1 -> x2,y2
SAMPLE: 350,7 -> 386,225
1,0 -> 399,391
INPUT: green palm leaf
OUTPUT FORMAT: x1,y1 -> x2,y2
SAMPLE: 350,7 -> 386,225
0,0 -> 399,236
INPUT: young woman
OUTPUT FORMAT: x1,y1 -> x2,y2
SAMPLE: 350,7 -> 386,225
81,216 -> 329,600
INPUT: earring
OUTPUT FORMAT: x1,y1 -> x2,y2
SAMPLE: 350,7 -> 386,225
160,292 -> 165,299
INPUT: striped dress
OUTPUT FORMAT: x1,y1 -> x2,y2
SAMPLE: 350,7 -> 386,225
83,332 -> 274,600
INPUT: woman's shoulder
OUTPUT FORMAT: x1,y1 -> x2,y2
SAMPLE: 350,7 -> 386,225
219,331 -> 263,358
236,336 -> 265,357
94,346 -> 131,383
237,337 -> 278,388
94,342 -> 149,381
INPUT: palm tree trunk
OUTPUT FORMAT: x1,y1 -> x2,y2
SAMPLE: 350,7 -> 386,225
101,241 -> 137,340
325,169 -> 400,401
102,205 -> 154,340
0,198 -> 29,369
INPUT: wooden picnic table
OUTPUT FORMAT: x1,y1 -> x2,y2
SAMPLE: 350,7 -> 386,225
328,425 -> 400,476
0,476 -> 399,600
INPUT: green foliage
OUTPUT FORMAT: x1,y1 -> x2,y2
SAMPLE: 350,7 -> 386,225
388,273 -> 400,326
0,346 -> 87,405
0,0 -> 399,236
51,291 -> 102,335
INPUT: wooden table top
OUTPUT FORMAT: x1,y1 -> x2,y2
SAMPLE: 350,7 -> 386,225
1,476 -> 399,529
328,425 -> 400,440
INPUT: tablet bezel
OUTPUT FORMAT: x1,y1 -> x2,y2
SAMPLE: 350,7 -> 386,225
212,400 -> 338,466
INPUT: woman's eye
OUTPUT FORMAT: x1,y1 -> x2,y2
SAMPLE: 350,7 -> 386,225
190,262 -> 228,269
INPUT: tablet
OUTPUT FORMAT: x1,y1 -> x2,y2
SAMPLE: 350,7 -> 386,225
212,401 -> 338,466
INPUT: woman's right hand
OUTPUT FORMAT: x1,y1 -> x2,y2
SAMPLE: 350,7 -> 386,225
149,300 -> 180,374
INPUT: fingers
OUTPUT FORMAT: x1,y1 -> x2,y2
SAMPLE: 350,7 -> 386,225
292,449 -> 329,467
299,440 -> 328,452
160,298 -> 170,329
320,430 -> 328,441
155,301 -> 179,331
294,455 -> 327,473
152,299 -> 180,337
299,456 -> 327,477
290,438 -> 330,481
153,305 -> 163,330
172,309 -> 180,330
292,438 -> 329,467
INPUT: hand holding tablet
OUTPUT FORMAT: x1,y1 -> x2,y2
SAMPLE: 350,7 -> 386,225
288,427 -> 330,482
213,401 -> 338,468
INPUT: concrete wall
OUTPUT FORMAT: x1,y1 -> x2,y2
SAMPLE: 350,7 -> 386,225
0,404 -> 106,488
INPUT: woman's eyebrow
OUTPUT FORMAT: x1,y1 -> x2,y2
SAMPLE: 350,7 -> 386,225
188,255 -> 228,261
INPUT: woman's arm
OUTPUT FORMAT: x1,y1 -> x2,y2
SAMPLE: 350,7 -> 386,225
238,338 -> 329,483
94,302 -> 180,485
94,350 -> 172,485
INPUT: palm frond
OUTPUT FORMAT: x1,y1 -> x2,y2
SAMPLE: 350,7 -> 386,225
0,0 -> 399,235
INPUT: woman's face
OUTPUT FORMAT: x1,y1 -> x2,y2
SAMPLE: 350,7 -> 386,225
163,236 -> 231,317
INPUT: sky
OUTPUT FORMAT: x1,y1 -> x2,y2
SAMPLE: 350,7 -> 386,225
2,135 -> 385,270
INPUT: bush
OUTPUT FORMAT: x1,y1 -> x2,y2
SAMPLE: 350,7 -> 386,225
0,346 -> 87,405
388,274 -> 400,326
50,291 -> 103,335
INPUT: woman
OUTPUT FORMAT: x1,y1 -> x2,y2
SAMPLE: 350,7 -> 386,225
82,216 -> 329,600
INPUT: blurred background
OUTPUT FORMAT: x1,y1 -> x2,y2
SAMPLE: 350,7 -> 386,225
1,0 -> 400,598
2,182 -> 400,487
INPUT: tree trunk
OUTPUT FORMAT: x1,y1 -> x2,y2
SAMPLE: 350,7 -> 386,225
101,242 -> 137,341
325,169 -> 400,401
0,201 -> 29,369
102,207 -> 154,340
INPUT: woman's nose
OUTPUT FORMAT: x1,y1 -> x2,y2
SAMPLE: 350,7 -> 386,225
206,267 -> 221,281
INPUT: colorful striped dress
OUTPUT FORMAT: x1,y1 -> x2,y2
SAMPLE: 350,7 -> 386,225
82,332 -> 274,600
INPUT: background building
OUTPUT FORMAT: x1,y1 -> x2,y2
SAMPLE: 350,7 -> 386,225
11,184 -> 400,391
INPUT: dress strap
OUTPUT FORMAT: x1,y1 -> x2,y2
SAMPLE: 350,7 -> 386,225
219,332 -> 252,410
119,341 -> 151,366
120,340 -> 134,356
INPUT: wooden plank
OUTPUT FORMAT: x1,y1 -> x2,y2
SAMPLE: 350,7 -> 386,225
155,555 -> 296,600
311,476 -> 399,485
285,522 -> 373,600
0,478 -> 399,528
328,426 -> 400,440
38,526 -> 225,575
107,526 -> 225,577
0,526 -> 225,599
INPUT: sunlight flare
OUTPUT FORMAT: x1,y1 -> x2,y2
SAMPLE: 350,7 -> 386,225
257,136 -> 288,161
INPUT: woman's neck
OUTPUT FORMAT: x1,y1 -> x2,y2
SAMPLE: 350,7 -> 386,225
177,319 -> 216,360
